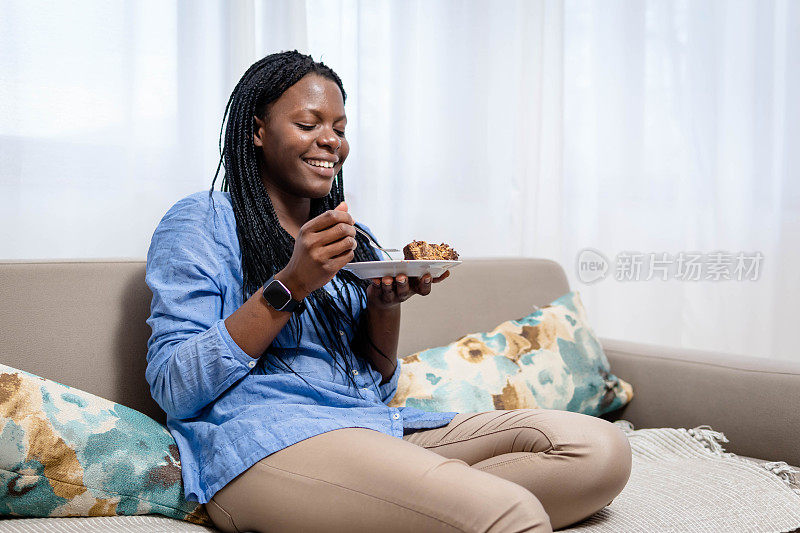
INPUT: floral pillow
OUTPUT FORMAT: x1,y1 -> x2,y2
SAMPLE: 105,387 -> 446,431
388,291 -> 633,416
0,363 -> 210,525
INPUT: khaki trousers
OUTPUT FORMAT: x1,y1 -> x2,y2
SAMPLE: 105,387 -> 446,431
206,409 -> 632,533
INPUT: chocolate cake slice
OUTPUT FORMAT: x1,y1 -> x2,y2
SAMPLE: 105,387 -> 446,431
403,240 -> 459,260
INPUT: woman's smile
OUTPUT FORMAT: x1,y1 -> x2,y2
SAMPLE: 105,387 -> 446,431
301,157 -> 338,178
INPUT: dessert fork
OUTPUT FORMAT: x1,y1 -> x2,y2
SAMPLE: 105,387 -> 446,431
354,225 -> 399,260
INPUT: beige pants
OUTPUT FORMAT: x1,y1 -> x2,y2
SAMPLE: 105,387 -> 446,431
206,409 -> 632,533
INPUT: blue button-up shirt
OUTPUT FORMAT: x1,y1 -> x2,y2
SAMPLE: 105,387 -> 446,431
145,191 -> 457,504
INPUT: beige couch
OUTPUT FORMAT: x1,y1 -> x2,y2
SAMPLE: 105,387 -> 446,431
2,258 -> 799,531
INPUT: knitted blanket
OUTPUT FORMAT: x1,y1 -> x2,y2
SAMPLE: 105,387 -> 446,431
568,420 -> 800,533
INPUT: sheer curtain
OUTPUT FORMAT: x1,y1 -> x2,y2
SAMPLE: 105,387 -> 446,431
0,0 -> 307,259
556,1 -> 799,362
2,0 -> 797,360
305,0 -> 800,361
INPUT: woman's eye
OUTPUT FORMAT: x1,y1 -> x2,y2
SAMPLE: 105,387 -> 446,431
296,123 -> 315,131
335,129 -> 346,137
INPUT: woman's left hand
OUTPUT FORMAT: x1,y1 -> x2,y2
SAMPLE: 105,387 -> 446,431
366,270 -> 451,311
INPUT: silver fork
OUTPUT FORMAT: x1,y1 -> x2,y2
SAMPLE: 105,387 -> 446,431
354,225 -> 399,260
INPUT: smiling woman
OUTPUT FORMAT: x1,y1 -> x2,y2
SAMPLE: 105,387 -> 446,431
144,50 -> 632,533
252,75 -> 348,216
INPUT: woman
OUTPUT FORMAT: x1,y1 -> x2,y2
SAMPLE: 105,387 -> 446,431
145,50 -> 631,533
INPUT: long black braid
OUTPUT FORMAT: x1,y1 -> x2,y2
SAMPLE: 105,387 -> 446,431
209,50 -> 390,396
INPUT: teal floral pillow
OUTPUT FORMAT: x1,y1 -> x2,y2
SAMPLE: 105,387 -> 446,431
0,363 -> 211,525
389,291 -> 633,416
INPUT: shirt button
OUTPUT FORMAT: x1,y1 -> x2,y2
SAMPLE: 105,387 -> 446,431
247,360 -> 256,368
339,330 -> 345,336
352,369 -> 359,376
392,413 -> 400,420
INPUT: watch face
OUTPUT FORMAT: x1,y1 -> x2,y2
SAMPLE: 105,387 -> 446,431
264,279 -> 292,309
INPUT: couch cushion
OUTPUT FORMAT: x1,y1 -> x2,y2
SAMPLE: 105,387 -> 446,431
389,291 -> 633,416
398,258 -> 571,356
0,258 -> 571,427
602,337 -> 800,468
0,260 -> 163,424
0,363 -> 210,526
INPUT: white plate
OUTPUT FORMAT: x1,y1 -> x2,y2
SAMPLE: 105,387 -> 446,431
342,260 -> 462,280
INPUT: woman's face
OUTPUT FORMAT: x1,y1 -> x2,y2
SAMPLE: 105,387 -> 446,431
254,73 -> 349,200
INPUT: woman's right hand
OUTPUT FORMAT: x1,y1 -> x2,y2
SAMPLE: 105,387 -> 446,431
275,201 -> 356,299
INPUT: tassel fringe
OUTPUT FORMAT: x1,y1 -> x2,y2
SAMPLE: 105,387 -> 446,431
615,420 -> 800,496
686,425 -> 800,494
762,461 -> 800,496
686,425 -> 735,458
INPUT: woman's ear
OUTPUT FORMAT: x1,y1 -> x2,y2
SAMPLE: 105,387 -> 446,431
253,115 -> 266,147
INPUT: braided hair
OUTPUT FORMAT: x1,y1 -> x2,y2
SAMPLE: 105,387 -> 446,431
209,50 -> 387,395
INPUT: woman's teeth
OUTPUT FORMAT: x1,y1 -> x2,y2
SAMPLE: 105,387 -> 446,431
304,159 -> 334,168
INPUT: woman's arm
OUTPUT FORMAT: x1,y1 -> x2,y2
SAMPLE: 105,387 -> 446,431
360,304 -> 401,384
147,196 -> 355,419
146,195 -> 261,420
358,272 -> 449,385
223,272 -> 309,359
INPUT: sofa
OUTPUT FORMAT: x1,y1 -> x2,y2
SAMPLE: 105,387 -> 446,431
1,257 -> 799,532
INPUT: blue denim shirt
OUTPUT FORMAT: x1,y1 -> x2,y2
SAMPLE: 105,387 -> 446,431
145,191 -> 457,504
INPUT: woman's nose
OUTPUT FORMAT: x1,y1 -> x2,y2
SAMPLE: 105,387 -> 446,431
317,127 -> 341,151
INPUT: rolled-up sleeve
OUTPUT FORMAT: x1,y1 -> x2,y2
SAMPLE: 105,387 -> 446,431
145,195 -> 254,420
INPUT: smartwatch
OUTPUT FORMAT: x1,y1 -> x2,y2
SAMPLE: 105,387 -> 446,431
261,276 -> 305,314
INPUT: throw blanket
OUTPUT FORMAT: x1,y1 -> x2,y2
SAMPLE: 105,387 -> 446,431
569,420 -> 800,532
0,421 -> 798,533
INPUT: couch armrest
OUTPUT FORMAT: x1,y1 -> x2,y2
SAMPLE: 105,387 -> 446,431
600,337 -> 800,466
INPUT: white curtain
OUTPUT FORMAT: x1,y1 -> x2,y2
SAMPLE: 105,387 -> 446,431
0,0 -> 310,260
2,1 -> 798,360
